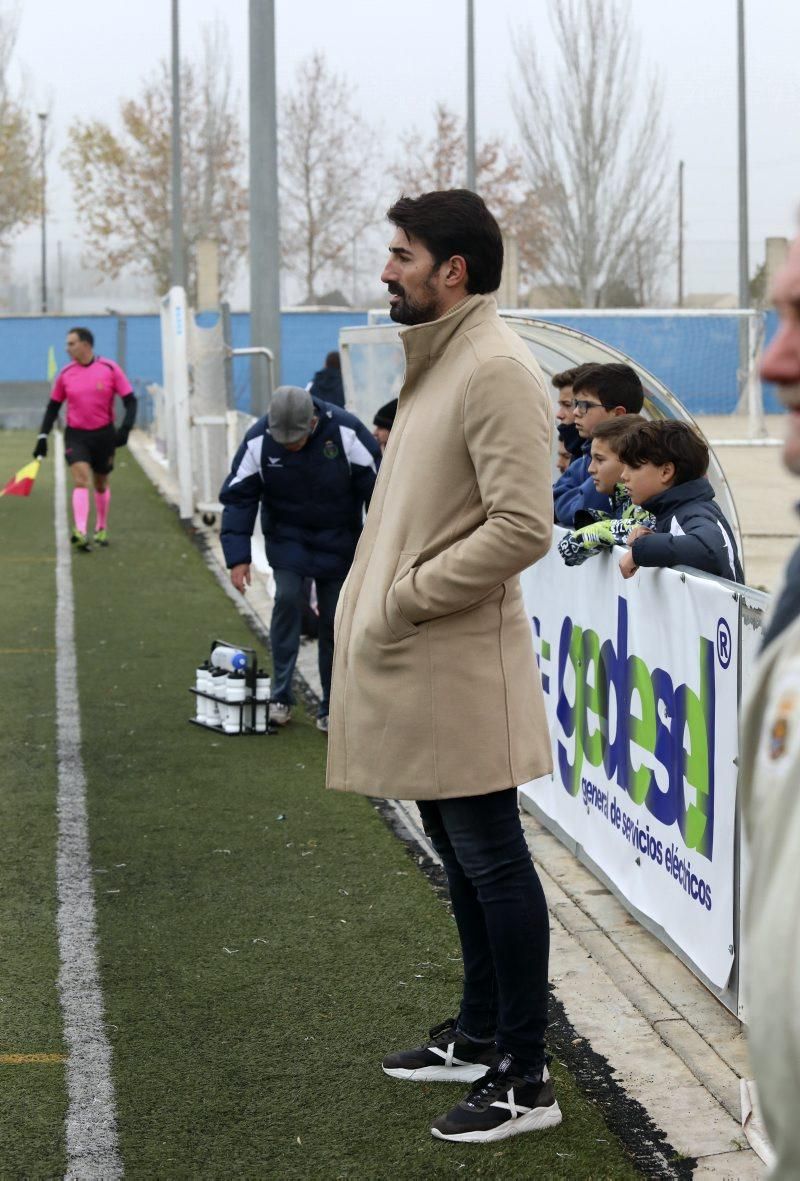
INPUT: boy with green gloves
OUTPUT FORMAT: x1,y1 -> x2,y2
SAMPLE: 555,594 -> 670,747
558,415 -> 653,567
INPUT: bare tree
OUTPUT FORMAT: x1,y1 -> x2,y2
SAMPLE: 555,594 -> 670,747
279,52 -> 377,303
513,0 -> 672,307
63,23 -> 247,302
388,103 -> 549,294
0,7 -> 40,246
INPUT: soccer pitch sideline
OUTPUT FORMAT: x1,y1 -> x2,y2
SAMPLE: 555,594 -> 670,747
0,431 -> 641,1179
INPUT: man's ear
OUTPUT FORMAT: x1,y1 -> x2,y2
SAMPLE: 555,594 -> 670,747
443,254 -> 468,288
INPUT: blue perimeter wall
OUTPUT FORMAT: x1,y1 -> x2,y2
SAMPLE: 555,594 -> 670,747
0,309 -> 782,415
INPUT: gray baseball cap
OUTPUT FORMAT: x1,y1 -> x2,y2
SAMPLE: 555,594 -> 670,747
268,386 -> 316,445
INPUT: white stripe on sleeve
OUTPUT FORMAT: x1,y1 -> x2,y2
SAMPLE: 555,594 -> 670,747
339,424 -> 377,472
228,435 -> 264,488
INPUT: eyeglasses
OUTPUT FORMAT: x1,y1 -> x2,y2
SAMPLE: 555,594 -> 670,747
572,398 -> 604,414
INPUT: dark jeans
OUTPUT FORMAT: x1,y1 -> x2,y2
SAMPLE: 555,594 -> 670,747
269,569 -> 343,716
417,788 -> 550,1070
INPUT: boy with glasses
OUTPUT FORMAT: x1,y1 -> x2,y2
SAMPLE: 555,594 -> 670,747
553,363 -> 644,526
551,364 -> 597,467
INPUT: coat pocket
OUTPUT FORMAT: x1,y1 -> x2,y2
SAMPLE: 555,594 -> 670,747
385,551 -> 420,641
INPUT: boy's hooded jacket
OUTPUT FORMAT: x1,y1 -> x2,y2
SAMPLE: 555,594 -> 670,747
630,476 -> 743,582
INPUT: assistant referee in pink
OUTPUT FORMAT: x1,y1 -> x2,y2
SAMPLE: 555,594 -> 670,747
34,326 -> 137,551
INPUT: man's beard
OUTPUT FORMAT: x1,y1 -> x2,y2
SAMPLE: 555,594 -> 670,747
387,275 -> 440,325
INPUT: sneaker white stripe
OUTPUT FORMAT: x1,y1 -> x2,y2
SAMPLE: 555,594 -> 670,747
491,1093 -> 533,1119
429,1042 -> 474,1069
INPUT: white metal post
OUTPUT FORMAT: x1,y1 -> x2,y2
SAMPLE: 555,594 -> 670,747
170,286 -> 194,519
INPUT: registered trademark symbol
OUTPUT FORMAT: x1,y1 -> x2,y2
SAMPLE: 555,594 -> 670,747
716,618 -> 732,669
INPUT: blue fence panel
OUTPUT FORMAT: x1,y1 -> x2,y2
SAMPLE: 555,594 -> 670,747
0,309 -> 783,417
536,315 -> 738,413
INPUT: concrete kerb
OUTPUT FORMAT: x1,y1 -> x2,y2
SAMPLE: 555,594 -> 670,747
128,432 -> 764,1178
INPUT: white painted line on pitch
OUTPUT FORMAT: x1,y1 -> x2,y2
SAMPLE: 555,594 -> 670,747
53,435 -> 124,1180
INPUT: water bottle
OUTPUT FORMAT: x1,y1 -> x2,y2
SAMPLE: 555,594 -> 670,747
211,646 -> 247,674
208,668 -> 228,727
194,661 -> 212,724
255,669 -> 271,733
224,671 -> 246,734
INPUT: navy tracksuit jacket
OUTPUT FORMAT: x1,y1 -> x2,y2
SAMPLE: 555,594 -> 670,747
219,398 -> 380,581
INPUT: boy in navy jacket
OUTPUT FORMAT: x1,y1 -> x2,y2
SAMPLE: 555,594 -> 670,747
553,363 -> 645,526
617,419 -> 742,582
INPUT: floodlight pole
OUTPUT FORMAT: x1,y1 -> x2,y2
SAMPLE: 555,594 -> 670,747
38,112 -> 47,314
736,0 -> 751,398
249,0 -> 281,414
171,0 -> 186,290
466,0 -> 476,190
677,160 -> 684,308
737,0 -> 750,309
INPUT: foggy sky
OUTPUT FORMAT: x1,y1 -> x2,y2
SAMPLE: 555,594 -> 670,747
9,0 -> 800,304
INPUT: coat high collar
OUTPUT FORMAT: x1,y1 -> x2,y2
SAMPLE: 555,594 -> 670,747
399,293 -> 498,365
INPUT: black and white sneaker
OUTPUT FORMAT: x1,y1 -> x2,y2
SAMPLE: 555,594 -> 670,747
382,1018 -> 497,1082
430,1054 -> 562,1142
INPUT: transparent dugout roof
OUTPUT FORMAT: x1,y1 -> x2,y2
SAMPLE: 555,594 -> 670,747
339,313 -> 742,564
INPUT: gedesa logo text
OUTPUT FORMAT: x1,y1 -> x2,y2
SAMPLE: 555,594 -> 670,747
552,597 -> 716,860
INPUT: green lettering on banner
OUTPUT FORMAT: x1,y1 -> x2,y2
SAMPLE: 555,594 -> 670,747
681,638 -> 713,855
582,629 -> 605,770
628,655 -> 656,806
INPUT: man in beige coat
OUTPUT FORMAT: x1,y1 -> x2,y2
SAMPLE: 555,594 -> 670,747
326,190 -> 560,1143
739,229 -> 800,1178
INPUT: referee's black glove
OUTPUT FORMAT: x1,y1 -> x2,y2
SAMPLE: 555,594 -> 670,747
115,427 -> 129,449
33,435 -> 48,459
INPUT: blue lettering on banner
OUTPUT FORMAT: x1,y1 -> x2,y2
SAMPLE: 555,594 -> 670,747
532,597 -> 723,862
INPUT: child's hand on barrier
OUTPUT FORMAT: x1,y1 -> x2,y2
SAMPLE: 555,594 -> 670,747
619,550 -> 638,579
626,526 -> 653,546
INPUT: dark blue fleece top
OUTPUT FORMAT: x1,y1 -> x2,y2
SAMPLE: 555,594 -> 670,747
630,477 -> 743,582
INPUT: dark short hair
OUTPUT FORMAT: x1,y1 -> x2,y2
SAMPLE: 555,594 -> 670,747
552,362 -> 602,390
325,351 -> 340,370
590,414 -> 643,452
617,419 -> 709,484
573,362 -> 644,414
68,326 -> 94,347
386,190 -> 503,294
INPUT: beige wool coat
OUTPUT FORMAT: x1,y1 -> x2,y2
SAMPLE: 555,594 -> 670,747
326,294 -> 554,800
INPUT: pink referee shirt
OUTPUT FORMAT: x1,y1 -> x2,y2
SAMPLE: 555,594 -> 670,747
51,357 -> 133,430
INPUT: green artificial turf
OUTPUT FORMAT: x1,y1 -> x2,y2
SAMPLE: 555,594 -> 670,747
0,434 -> 67,1175
0,434 -> 642,1178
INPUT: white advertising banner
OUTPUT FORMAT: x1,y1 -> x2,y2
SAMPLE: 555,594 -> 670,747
520,539 -> 739,988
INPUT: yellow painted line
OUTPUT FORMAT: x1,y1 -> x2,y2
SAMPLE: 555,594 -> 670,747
0,647 -> 56,655
0,1053 -> 66,1065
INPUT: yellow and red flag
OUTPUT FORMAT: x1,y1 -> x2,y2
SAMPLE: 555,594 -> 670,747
0,459 -> 40,498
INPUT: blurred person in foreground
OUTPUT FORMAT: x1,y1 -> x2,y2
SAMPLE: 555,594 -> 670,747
219,386 -> 379,733
327,190 -> 560,1144
33,326 -> 136,551
739,229 -> 800,1179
